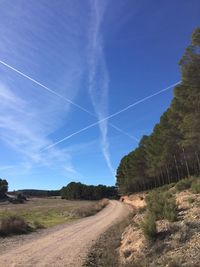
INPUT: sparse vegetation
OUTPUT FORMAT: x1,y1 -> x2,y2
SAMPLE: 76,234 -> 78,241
118,177 -> 200,267
138,206 -> 146,214
0,215 -> 30,236
187,197 -> 195,204
0,198 -> 109,236
175,178 -> 193,192
141,212 -> 157,240
146,190 -> 177,222
191,179 -> 200,194
84,215 -> 133,267
71,198 -> 108,217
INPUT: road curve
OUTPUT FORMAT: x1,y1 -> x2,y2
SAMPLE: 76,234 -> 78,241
0,201 -> 131,267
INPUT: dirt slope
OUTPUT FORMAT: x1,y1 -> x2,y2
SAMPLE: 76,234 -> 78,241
0,200 -> 131,267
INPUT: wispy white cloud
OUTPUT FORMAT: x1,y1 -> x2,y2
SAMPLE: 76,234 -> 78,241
87,0 -> 115,176
0,2 -> 91,180
0,1 -> 92,183
0,82 -> 75,172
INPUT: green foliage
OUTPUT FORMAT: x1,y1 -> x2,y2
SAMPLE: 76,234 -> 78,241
187,197 -> 195,204
61,182 -> 118,200
163,196 -> 178,222
141,212 -> 157,240
175,178 -> 193,192
138,206 -> 146,214
33,220 -> 45,229
191,179 -> 200,194
116,28 -> 200,194
0,178 -> 8,199
14,189 -> 60,197
146,190 -> 177,222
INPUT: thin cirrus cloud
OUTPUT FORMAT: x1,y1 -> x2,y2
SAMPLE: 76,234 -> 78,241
0,1 -> 92,179
0,82 -> 75,173
87,0 -> 115,176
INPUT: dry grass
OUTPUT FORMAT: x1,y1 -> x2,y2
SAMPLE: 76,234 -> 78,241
0,198 -> 109,236
84,214 -> 132,267
0,216 -> 30,236
71,198 -> 109,217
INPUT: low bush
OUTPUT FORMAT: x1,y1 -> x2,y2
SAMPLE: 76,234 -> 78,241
9,198 -> 24,204
163,195 -> 178,222
0,216 -> 31,236
138,206 -> 146,214
33,220 -> 45,229
159,183 -> 176,192
187,197 -> 195,204
175,178 -> 193,192
191,180 -> 200,194
146,191 -> 177,222
141,212 -> 157,240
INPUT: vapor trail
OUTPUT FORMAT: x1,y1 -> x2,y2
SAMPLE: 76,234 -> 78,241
0,60 -> 93,115
109,123 -> 139,142
44,81 -> 180,150
0,59 -> 137,141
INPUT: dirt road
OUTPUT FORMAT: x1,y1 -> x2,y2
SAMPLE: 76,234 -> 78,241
0,201 -> 131,267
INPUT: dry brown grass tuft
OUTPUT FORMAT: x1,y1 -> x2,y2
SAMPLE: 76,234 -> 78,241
0,216 -> 31,236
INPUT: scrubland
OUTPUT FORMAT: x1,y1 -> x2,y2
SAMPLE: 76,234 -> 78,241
85,177 -> 200,267
0,197 -> 108,236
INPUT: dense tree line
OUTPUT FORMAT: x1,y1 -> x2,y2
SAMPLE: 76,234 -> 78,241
13,189 -> 61,197
116,28 -> 200,194
61,182 -> 118,200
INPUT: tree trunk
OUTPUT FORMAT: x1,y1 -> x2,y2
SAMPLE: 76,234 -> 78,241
195,151 -> 200,174
182,147 -> 190,177
174,155 -> 180,180
165,165 -> 171,184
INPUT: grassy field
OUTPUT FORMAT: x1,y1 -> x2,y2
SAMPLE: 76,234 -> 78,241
0,197 -> 108,230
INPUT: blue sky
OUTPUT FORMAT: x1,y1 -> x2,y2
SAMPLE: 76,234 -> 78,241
0,0 -> 199,190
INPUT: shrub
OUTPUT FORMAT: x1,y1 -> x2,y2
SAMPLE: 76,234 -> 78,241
175,178 -> 193,192
0,216 -> 30,236
146,191 -> 163,219
33,220 -> 45,229
191,180 -> 200,194
159,183 -> 176,192
146,191 -> 177,222
141,212 -> 157,240
187,197 -> 195,204
9,198 -> 24,204
163,195 -> 178,222
17,193 -> 27,201
138,206 -> 146,214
